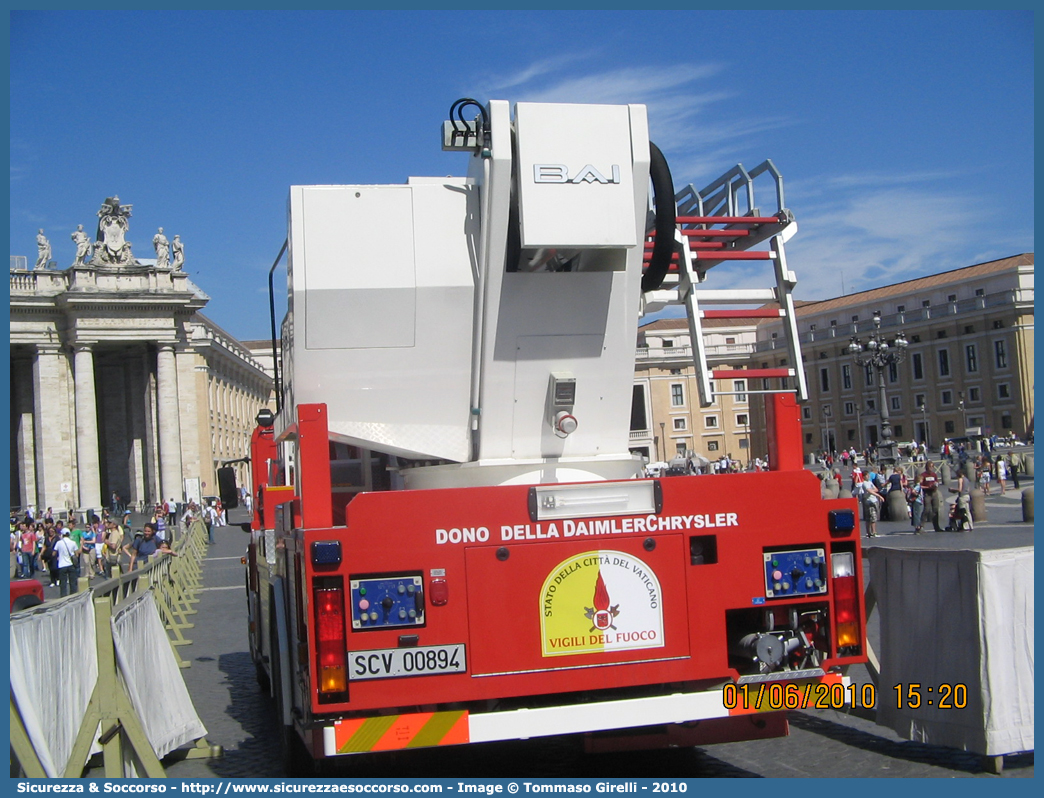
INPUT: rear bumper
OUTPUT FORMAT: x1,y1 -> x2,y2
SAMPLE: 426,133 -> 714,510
323,673 -> 848,756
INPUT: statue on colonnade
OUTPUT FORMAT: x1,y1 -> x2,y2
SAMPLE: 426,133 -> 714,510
153,227 -> 170,267
71,224 -> 92,266
34,230 -> 52,269
91,195 -> 137,266
171,234 -> 184,270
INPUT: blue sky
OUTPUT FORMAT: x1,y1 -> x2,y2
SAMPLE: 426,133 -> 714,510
10,10 -> 1034,342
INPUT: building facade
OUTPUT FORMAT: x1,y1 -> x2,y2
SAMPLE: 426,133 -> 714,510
751,254 -> 1034,456
10,212 -> 272,518
631,318 -> 759,464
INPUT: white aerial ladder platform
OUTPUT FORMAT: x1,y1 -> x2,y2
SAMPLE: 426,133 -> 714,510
280,100 -> 807,490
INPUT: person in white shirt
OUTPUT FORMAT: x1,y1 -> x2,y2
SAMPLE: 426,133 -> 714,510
54,530 -> 80,597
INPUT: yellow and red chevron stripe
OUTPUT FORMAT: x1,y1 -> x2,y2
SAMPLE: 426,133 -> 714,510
333,710 -> 469,753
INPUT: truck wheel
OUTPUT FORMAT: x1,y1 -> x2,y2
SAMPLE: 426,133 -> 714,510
271,605 -> 314,776
255,660 -> 271,694
11,594 -> 43,612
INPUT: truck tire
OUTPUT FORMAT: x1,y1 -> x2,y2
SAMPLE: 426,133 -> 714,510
11,594 -> 43,612
271,596 -> 314,776
250,571 -> 270,693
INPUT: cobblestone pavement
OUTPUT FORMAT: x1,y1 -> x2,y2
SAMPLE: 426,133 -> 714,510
109,478 -> 1033,779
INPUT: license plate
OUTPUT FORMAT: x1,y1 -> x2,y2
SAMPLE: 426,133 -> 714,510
348,644 -> 466,681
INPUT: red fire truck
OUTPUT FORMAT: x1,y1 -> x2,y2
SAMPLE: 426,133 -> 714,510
243,99 -> 866,773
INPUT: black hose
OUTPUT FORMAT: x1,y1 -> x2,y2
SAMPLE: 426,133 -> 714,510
640,142 -> 676,292
268,239 -> 288,413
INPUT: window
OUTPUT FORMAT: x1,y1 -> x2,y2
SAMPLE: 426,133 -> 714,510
739,438 -> 749,449
1002,415 -> 1012,430
663,339 -> 674,348
998,384 -> 1011,400
912,353 -> 923,380
847,429 -> 856,441
964,325 -> 974,334
707,441 -> 719,452
864,364 -> 874,386
852,315 -> 859,322
910,334 -> 921,343
897,304 -> 905,313
822,405 -> 832,417
914,393 -> 926,409
704,415 -> 719,428
944,421 -> 955,433
893,425 -> 903,438
922,300 -> 931,308
819,368 -> 830,393
736,413 -> 749,427
830,320 -> 837,327
844,402 -> 855,416
673,417 -> 687,431
938,349 -> 950,377
968,387 -> 980,402
948,294 -> 957,303
941,390 -> 953,405
965,344 -> 978,373
671,384 -> 684,407
842,364 -> 852,390
669,368 -> 682,375
725,337 -> 736,344
866,399 -> 876,411
888,361 -> 898,383
968,416 -> 984,429
936,330 -> 947,339
809,324 -> 817,331
805,433 -> 814,444
676,441 -> 687,455
993,320 -> 1004,329
733,379 -> 747,403
994,339 -> 1008,368
802,406 -> 812,420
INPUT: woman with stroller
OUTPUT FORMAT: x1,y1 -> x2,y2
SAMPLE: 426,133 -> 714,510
947,470 -> 973,531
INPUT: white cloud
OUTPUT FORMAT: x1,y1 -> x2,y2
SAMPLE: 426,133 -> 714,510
786,185 -> 1008,300
477,58 -> 793,182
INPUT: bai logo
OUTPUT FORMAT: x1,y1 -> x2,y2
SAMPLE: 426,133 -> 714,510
533,164 -> 622,184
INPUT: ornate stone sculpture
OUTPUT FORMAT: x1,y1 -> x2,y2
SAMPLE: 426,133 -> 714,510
34,230 -> 52,269
71,224 -> 92,266
153,227 -> 170,267
91,196 -> 137,266
171,235 -> 184,270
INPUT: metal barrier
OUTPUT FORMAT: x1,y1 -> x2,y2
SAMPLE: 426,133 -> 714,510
10,518 -> 220,777
89,519 -> 209,668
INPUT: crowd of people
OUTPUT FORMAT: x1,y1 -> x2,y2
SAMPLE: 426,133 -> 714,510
10,501 -> 188,598
844,449 -> 1026,538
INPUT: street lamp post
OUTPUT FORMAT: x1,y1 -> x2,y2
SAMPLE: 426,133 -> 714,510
744,414 -> 751,468
957,391 -> 968,435
659,421 -> 666,462
918,400 -> 930,452
848,313 -> 908,465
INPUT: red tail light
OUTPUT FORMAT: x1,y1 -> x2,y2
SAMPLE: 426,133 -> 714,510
832,575 -> 860,649
314,579 -> 348,699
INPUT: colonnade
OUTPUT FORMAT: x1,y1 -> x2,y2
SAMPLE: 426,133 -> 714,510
13,341 -> 186,518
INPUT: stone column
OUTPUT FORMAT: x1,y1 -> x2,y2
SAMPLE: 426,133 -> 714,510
73,343 -> 103,514
13,356 -> 37,511
157,343 -> 185,504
